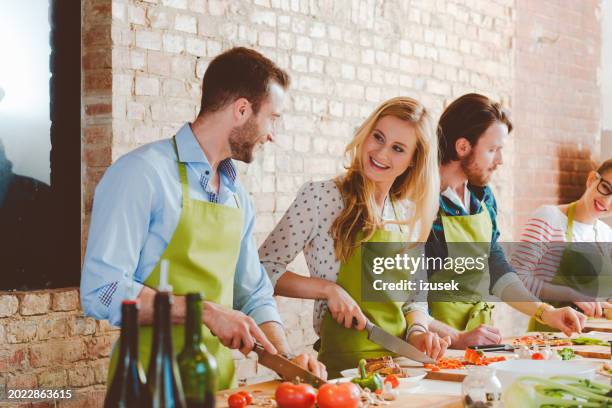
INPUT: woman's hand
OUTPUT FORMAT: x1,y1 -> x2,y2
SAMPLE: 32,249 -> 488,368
408,331 -> 451,361
573,301 -> 612,318
450,324 -> 502,349
324,282 -> 368,330
542,306 -> 586,336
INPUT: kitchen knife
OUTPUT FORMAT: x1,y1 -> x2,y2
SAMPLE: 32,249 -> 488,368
364,320 -> 436,364
468,344 -> 517,352
253,343 -> 327,388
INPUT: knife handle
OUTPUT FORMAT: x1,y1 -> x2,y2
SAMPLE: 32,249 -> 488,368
351,317 -> 373,332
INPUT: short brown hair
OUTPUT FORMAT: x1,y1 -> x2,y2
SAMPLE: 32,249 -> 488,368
597,158 -> 612,175
198,47 -> 289,116
437,93 -> 513,164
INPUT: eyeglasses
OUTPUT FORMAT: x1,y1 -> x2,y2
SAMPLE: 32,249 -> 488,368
595,173 -> 612,196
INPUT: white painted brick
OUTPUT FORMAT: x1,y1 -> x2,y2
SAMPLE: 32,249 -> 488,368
362,49 -> 374,65
113,74 -> 133,96
328,25 -> 342,40
238,25 -> 258,45
148,9 -> 171,29
127,101 -> 146,120
293,134 -> 310,153
188,0 -> 206,13
207,40 -> 222,56
196,59 -> 207,78
135,31 -> 162,51
163,33 -> 185,53
220,22 -> 238,41
312,98 -> 327,115
296,36 -> 313,53
283,114 -> 315,132
329,101 -> 343,117
278,15 -> 291,30
162,0 -> 187,9
308,57 -> 324,74
135,77 -> 159,96
309,22 -> 326,38
185,37 -> 206,56
312,40 -> 330,57
162,78 -> 186,97
341,64 -> 355,80
251,10 -> 276,27
130,50 -> 146,70
365,86 -> 381,102
175,14 -> 197,33
278,32 -> 294,49
128,5 -> 146,25
291,55 -> 308,72
112,2 -> 126,21
259,31 -> 276,47
208,0 -> 226,16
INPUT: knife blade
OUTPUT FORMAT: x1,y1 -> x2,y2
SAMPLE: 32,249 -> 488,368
253,343 -> 327,388
468,344 -> 516,352
364,321 -> 436,364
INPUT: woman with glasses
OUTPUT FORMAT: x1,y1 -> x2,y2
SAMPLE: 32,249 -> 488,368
512,158 -> 612,331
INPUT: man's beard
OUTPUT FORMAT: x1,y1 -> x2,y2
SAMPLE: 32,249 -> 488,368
460,151 -> 494,186
228,116 -> 261,163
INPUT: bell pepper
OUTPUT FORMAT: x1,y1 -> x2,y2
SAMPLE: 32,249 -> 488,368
351,359 -> 383,392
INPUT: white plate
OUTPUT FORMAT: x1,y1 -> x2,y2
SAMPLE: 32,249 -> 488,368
488,359 -> 598,391
339,367 -> 427,384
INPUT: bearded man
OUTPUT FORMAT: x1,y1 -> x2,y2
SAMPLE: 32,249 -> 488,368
80,47 -> 326,389
410,94 -> 586,349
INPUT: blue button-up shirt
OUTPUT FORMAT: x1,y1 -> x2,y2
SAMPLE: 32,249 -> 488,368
81,123 -> 282,327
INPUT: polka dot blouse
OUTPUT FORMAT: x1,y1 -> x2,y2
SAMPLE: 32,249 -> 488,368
259,179 -> 430,334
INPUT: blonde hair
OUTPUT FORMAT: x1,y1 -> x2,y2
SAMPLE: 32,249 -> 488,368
330,97 -> 440,262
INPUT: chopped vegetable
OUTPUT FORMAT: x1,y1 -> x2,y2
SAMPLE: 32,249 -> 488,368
571,337 -> 608,346
557,347 -> 576,361
383,374 -> 399,389
351,359 -> 383,392
464,348 -> 485,364
237,391 -> 253,404
531,352 -> 544,360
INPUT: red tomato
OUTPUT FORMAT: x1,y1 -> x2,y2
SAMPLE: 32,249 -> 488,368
274,382 -> 317,408
237,391 -> 253,404
531,353 -> 544,360
384,374 -> 399,389
317,382 -> 360,408
228,393 -> 247,408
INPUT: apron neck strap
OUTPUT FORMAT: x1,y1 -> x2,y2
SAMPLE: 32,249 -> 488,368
389,199 -> 406,234
566,202 -> 576,243
172,136 -> 191,208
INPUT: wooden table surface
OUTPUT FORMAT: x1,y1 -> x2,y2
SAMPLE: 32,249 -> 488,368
584,318 -> 612,333
215,380 -> 463,408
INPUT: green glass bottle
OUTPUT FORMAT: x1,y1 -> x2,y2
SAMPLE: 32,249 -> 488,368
177,293 -> 218,408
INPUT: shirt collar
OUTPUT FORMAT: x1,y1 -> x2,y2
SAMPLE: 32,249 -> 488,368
174,123 -> 238,186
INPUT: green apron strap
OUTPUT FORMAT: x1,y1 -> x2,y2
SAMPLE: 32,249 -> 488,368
390,199 -> 406,234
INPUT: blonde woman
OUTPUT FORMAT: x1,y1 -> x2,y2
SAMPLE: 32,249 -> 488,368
259,97 -> 449,378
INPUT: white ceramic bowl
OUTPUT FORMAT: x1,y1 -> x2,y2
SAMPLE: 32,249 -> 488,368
489,359 -> 598,391
339,367 -> 426,387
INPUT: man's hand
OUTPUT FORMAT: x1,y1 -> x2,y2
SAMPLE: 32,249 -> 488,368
202,302 -> 277,356
408,331 -> 451,361
542,306 -> 586,336
451,324 -> 502,349
290,353 -> 328,380
324,282 -> 368,330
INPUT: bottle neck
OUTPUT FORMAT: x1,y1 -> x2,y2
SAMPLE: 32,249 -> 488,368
151,292 -> 174,355
119,303 -> 139,360
184,297 -> 204,350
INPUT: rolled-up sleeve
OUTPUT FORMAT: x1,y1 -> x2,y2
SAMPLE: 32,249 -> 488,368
233,195 -> 282,326
80,156 -> 156,326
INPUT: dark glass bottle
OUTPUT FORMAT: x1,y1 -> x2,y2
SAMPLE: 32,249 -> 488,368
147,291 -> 186,408
177,293 -> 218,408
104,300 -> 148,408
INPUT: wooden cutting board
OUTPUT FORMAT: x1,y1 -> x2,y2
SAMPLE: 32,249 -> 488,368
584,318 -> 612,333
215,380 -> 462,407
570,345 -> 610,359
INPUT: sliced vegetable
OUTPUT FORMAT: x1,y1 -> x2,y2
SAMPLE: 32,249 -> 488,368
383,374 -> 399,389
557,347 -> 576,360
571,337 -> 608,346
316,382 -> 360,408
237,391 -> 253,404
531,352 -> 544,360
351,359 -> 383,392
464,348 -> 485,364
274,382 -> 316,408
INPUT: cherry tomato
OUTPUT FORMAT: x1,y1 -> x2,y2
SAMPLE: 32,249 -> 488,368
228,393 -> 247,408
532,352 -> 544,360
237,390 -> 253,404
274,382 -> 317,408
384,374 -> 399,389
317,382 -> 360,408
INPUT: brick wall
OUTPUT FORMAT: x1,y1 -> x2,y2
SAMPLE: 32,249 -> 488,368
0,289 -> 116,407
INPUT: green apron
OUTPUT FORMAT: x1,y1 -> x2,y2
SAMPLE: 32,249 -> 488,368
429,201 -> 494,331
109,137 -> 244,390
318,201 -> 411,379
528,202 -> 612,331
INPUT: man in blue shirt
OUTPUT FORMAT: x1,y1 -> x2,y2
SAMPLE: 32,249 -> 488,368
425,93 -> 586,347
81,47 -> 326,387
